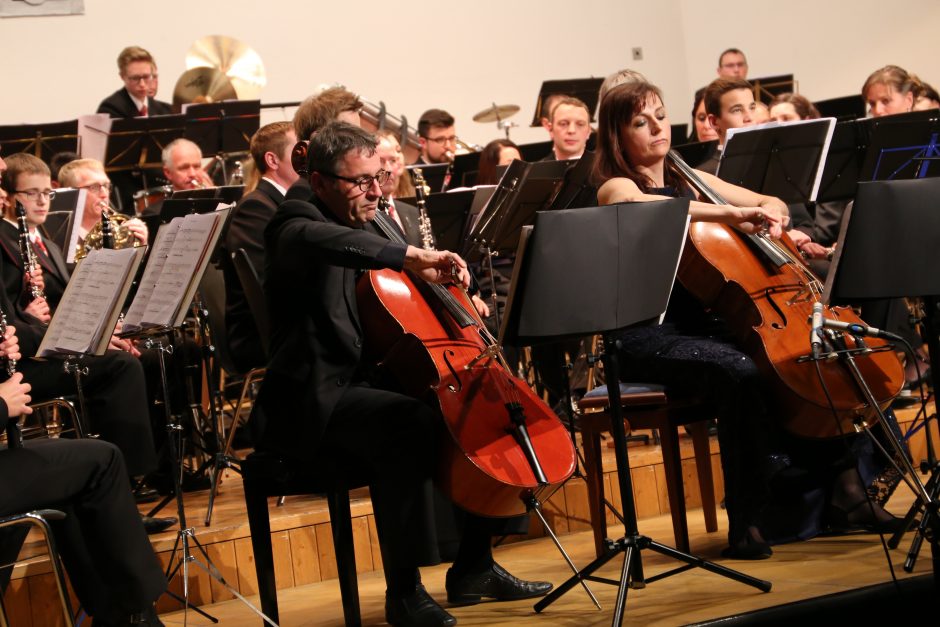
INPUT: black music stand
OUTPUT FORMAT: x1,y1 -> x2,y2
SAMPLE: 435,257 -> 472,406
823,178 -> 940,578
814,94 -> 866,121
546,152 -> 597,211
448,150 -> 483,188
97,114 -> 186,175
499,201 -> 770,625
423,189 -> 486,252
517,139 -> 554,162
183,100 -> 260,156
0,120 -> 79,161
530,77 -> 604,126
749,73 -> 795,104
406,162 -> 449,194
718,118 -> 835,203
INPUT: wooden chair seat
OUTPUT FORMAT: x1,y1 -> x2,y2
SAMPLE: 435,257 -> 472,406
579,383 -> 719,557
242,452 -> 362,627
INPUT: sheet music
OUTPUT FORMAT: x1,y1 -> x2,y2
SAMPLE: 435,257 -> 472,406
39,248 -> 139,356
140,212 -> 220,328
76,114 -> 113,163
122,219 -> 184,331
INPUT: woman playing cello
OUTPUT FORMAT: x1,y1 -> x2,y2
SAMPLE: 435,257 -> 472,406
592,80 -> 901,559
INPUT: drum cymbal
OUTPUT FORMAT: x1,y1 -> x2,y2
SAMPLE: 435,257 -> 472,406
472,104 -> 520,123
173,67 -> 238,107
186,35 -> 266,100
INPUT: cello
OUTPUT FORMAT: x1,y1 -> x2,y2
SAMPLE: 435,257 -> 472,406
668,151 -> 904,438
357,209 -> 576,517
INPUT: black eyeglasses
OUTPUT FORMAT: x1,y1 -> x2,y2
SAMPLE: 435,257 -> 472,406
317,169 -> 391,192
15,189 -> 56,201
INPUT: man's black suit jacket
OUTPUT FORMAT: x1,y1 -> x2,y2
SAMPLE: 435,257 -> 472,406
96,88 -> 173,119
222,178 -> 284,373
0,221 -> 70,317
391,199 -> 423,247
255,195 -> 408,461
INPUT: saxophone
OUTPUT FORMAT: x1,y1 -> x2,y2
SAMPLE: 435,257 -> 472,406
411,168 -> 437,250
14,201 -> 44,301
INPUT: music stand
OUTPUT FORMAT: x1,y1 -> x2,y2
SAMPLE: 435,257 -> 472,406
530,77 -> 604,126
95,114 -> 186,174
859,109 -> 940,182
545,152 -> 597,211
814,95 -> 865,122
517,139 -> 554,162
499,201 -> 770,625
423,190 -> 481,252
0,120 -> 79,161
822,178 -> 940,579
405,162 -> 449,193
448,150 -> 483,188
749,73 -> 795,104
672,140 -> 719,170
718,118 -> 836,203
182,100 -> 260,156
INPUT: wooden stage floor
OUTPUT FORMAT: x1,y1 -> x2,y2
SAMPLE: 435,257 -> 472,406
159,486 -> 931,626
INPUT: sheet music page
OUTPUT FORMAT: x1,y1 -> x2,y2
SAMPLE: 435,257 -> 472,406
39,248 -> 138,356
122,219 -> 184,331
65,188 -> 88,264
77,114 -> 113,163
141,212 -> 219,327
809,118 -> 837,202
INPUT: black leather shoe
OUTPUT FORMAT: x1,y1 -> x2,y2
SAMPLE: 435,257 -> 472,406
385,585 -> 456,627
141,514 -> 177,535
446,562 -> 552,605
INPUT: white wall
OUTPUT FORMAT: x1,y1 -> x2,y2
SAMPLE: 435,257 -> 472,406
1,0 -> 937,149
0,0 -> 688,147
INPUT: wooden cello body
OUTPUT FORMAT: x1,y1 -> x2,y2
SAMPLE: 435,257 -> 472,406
669,152 -> 904,438
357,264 -> 576,517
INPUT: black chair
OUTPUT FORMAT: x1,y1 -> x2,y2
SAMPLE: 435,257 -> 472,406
236,248 -> 362,625
242,452 -> 363,626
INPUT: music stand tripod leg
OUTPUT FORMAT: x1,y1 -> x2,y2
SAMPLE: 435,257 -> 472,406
145,334 -> 275,625
534,335 -> 771,625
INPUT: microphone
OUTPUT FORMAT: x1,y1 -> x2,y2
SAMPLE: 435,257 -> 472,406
810,302 -> 825,359
821,317 -> 903,341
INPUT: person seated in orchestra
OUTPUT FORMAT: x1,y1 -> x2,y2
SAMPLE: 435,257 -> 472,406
913,79 -> 940,111
375,130 -> 423,244
293,86 -> 364,143
716,47 -> 749,80
696,77 -> 756,175
140,139 -> 214,218
537,93 -> 566,132
49,151 -> 79,189
56,159 -> 149,258
688,87 -> 720,144
375,129 -> 415,198
541,96 -> 592,162
0,372 -> 168,627
476,139 -> 521,186
96,46 -> 173,119
862,64 -> 919,118
222,122 -> 298,375
593,80 -> 900,559
254,121 -> 551,627
416,108 -> 458,166
768,93 -> 820,122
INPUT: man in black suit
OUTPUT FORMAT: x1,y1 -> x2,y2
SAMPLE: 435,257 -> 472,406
222,121 -> 298,373
255,122 -> 549,627
96,46 -> 172,119
416,109 -> 457,166
0,376 -> 168,626
541,96 -> 592,162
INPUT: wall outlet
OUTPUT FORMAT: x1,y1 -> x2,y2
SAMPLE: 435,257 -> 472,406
632,47 -> 643,61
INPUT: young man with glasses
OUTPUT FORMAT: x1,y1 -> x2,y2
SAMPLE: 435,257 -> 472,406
257,121 -> 551,627
97,45 -> 173,119
417,108 -> 458,165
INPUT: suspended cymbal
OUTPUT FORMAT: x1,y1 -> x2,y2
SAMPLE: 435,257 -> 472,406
472,103 -> 520,123
186,35 -> 266,100
173,67 -> 238,107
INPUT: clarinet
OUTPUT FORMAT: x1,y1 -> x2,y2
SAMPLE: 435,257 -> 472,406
411,168 -> 437,250
14,201 -> 44,301
0,308 -> 23,449
100,206 -> 116,250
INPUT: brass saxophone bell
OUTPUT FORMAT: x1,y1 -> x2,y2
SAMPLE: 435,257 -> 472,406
75,203 -> 144,262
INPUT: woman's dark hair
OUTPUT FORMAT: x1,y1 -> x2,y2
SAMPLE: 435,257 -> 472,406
592,81 -> 686,193
476,139 -> 520,185
768,92 -> 820,120
688,87 -> 707,142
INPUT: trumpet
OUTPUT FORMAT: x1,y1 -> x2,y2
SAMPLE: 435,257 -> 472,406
75,201 -> 144,261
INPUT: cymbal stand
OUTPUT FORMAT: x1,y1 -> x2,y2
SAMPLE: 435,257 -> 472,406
535,334 -> 771,626
142,331 -> 276,626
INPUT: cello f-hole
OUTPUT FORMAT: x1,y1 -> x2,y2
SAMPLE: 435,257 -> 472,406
442,350 -> 462,392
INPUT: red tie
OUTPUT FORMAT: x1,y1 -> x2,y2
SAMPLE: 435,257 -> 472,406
386,202 -> 404,231
33,237 -> 48,258
138,104 -> 148,117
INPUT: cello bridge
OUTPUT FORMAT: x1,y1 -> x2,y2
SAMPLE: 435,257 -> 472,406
465,344 -> 502,370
